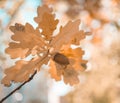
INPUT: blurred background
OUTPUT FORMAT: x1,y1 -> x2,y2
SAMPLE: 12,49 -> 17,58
0,0 -> 120,103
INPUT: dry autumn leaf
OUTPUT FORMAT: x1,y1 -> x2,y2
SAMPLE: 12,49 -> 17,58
49,59 -> 79,85
39,13 -> 59,40
6,23 -> 46,59
1,5 -> 90,86
34,5 -> 58,40
60,46 -> 87,71
50,20 -> 81,52
2,58 -> 40,86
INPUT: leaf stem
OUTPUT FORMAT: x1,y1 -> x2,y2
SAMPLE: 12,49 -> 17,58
0,70 -> 37,103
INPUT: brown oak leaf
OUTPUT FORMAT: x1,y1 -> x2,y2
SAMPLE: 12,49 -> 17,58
60,46 -> 87,71
1,58 -> 40,86
39,13 -> 59,40
50,20 -> 81,52
48,45 -> 86,85
34,5 -> 58,40
49,59 -> 79,85
6,23 -> 46,59
34,5 -> 53,23
2,54 -> 50,86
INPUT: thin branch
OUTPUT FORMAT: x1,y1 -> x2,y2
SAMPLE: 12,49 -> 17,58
0,70 -> 37,103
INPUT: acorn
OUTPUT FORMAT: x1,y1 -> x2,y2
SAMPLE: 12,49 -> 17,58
53,53 -> 69,65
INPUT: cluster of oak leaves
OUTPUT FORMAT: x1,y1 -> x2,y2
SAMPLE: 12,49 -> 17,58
1,5 -> 90,86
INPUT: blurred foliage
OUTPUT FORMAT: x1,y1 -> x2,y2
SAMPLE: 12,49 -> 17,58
42,0 -> 120,103
0,0 -> 120,103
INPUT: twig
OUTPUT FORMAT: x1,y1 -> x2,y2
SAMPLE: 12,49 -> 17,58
0,70 -> 37,103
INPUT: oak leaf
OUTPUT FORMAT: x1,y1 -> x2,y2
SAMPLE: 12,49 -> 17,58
60,46 -> 87,71
2,55 -> 50,86
34,5 -> 53,23
6,23 -> 46,59
48,46 -> 86,85
39,13 -> 59,40
50,20 -> 81,51
2,58 -> 40,86
34,5 -> 58,40
49,59 -> 79,85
